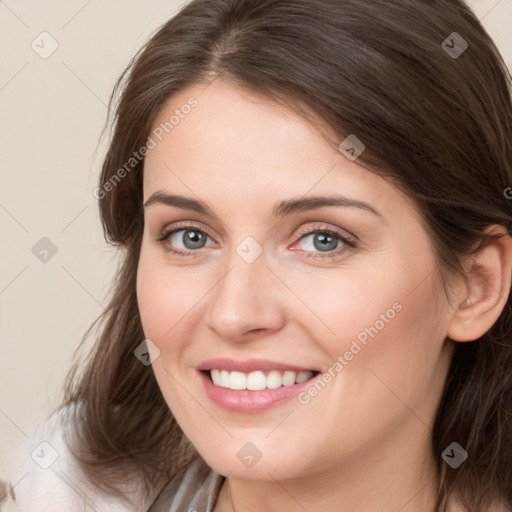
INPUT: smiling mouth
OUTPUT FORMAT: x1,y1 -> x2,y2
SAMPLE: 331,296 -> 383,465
200,369 -> 321,391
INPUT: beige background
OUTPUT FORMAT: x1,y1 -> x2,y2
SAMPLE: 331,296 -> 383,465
1,0 -> 511,485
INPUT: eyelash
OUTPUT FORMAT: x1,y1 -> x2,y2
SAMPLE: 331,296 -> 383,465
155,222 -> 357,260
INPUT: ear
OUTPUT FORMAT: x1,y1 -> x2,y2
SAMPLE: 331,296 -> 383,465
447,224 -> 512,343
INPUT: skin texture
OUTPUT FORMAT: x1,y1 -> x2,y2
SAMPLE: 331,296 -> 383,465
136,79 -> 512,512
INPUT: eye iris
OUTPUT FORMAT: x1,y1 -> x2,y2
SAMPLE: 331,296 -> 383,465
314,233 -> 338,252
173,230 -> 342,253
183,230 -> 206,249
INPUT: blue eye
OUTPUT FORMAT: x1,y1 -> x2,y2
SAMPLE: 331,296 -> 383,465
291,228 -> 356,260
156,225 -> 356,260
296,231 -> 343,252
157,227 -> 213,254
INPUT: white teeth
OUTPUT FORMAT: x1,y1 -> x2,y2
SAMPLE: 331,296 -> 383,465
220,370 -> 230,388
211,369 -> 220,384
266,370 -> 283,389
247,371 -> 267,390
229,371 -> 246,390
282,371 -> 297,386
295,371 -> 312,384
208,369 -> 315,390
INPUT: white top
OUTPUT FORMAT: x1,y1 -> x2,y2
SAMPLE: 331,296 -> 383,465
1,403 -> 225,512
2,403 -> 155,511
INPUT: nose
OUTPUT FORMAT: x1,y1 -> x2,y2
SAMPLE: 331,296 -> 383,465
204,248 -> 286,342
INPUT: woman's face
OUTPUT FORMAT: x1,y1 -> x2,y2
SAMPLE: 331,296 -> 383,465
137,78 -> 456,482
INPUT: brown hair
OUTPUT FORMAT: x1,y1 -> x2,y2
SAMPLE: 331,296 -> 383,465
52,0 -> 512,510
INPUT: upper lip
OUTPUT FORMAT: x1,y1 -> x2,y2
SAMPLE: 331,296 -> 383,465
197,358 -> 320,373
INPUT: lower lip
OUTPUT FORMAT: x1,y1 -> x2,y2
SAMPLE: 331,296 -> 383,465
198,370 -> 317,413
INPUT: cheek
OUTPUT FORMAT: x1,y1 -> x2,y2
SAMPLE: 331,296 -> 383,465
136,254 -> 204,414
136,252 -> 204,346
305,255 -> 446,400
319,271 -> 446,428
288,263 -> 407,349
286,288 -> 446,465
308,241 -> 442,355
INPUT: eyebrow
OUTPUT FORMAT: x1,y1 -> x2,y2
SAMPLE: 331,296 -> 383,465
143,191 -> 384,220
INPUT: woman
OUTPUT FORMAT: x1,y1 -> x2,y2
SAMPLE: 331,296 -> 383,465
4,0 -> 511,511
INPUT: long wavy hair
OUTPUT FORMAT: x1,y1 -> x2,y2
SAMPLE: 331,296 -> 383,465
47,1 -> 512,510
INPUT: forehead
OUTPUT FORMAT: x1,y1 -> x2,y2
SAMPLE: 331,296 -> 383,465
142,79 -> 416,224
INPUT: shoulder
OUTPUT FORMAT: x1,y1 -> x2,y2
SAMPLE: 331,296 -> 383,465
2,401 -> 154,512
148,456 -> 225,512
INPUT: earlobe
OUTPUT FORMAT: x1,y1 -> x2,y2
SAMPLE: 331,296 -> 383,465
447,225 -> 512,343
